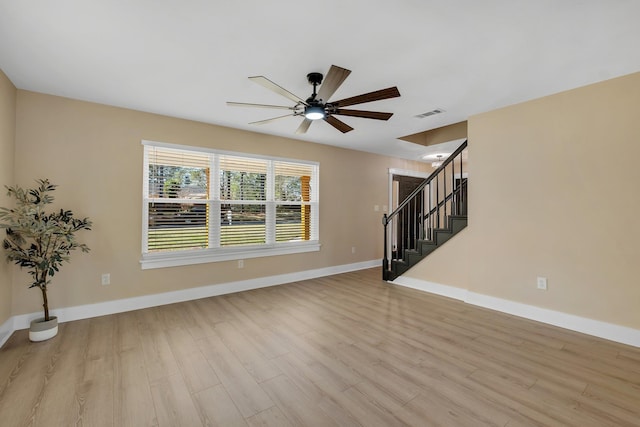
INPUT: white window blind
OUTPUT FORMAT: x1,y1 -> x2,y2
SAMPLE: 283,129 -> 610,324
141,141 -> 320,269
146,146 -> 210,252
274,161 -> 317,243
218,155 -> 268,246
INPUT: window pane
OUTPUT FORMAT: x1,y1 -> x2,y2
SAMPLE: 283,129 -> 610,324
219,155 -> 267,201
274,161 -> 314,202
148,202 -> 208,251
276,204 -> 311,242
147,147 -> 209,199
220,204 -> 266,246
219,171 -> 266,201
275,175 -> 302,201
149,165 -> 209,199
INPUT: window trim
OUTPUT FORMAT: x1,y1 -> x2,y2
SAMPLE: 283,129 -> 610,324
140,140 -> 320,269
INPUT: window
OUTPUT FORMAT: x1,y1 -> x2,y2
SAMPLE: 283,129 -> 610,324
141,141 -> 319,269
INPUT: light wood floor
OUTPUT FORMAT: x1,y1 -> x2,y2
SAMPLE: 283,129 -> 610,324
1,268 -> 639,426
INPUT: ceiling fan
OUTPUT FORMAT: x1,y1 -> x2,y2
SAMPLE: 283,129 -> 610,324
227,65 -> 400,134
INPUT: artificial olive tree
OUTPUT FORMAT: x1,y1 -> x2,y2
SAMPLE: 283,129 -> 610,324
0,179 -> 92,321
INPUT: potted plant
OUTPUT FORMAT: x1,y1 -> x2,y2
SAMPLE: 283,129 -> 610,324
0,179 -> 92,341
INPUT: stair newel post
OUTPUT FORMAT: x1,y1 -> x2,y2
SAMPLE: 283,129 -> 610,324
419,187 -> 424,240
382,214 -> 389,280
400,208 -> 404,261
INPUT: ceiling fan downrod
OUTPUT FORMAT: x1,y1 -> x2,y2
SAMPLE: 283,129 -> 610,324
305,72 -> 325,119
306,72 -> 323,102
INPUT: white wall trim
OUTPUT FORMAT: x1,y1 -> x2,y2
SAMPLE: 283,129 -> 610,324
141,242 -> 321,269
1,259 -> 379,344
391,276 -> 640,348
388,167 -> 432,179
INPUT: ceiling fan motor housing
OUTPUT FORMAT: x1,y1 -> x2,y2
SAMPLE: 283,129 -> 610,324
307,72 -> 323,86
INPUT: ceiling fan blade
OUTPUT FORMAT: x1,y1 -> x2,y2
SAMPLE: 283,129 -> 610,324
317,65 -> 351,102
324,115 -> 354,133
249,114 -> 294,125
296,118 -> 312,134
227,101 -> 296,110
249,76 -> 307,104
332,86 -> 401,108
333,109 -> 393,121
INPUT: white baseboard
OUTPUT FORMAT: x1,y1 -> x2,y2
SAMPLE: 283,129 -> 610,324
391,276 -> 469,301
391,276 -> 640,348
0,316 -> 15,348
1,259 -> 380,346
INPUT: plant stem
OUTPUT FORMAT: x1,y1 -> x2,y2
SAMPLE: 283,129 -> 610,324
41,285 -> 49,321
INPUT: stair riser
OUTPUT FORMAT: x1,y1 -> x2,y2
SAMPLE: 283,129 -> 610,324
419,244 -> 437,256
435,231 -> 453,245
407,252 -> 423,266
391,217 -> 467,278
394,263 -> 410,275
451,219 -> 467,234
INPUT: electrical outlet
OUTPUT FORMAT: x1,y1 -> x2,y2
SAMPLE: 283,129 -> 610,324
101,273 -> 110,286
536,276 -> 547,290
238,259 -> 244,268
374,205 -> 380,212
351,246 -> 356,254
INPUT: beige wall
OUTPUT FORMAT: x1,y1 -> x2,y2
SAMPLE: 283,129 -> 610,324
11,90 -> 428,316
0,70 -> 16,325
407,71 -> 640,329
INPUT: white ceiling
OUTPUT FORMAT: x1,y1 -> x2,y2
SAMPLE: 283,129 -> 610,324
2,1 -> 640,162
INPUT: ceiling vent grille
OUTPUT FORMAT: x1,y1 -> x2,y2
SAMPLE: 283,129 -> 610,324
415,109 -> 445,119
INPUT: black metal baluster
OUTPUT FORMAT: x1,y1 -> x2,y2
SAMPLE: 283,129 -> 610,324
402,206 -> 407,260
429,182 -> 433,240
444,163 -> 448,221
460,150 -> 465,215
436,175 -> 440,230
413,197 -> 418,249
452,154 -> 456,215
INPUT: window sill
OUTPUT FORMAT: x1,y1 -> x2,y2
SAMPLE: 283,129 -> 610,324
140,241 -> 321,270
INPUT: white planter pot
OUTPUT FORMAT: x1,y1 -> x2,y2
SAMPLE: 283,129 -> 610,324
29,316 -> 58,342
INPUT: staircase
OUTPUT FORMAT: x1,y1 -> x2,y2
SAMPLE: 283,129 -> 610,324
382,140 -> 468,281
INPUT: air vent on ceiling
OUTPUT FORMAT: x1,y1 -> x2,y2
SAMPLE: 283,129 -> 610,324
415,108 -> 445,119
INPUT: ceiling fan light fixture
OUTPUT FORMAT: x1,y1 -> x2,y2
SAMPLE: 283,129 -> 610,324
422,152 -> 450,167
304,105 -> 325,120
